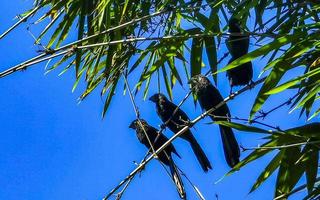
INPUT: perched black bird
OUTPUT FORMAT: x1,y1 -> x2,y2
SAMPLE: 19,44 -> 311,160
149,93 -> 212,172
189,75 -> 240,168
227,18 -> 249,58
227,57 -> 253,87
129,119 -> 186,199
226,17 -> 253,89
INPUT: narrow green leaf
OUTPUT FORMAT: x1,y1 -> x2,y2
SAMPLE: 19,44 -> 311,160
250,61 -> 289,119
162,66 -> 173,100
190,37 -> 203,77
304,145 -> 319,193
228,140 -> 278,174
102,76 -> 119,118
204,37 -> 217,84
250,150 -> 284,193
275,147 -> 304,199
219,33 -> 305,73
214,121 -> 271,134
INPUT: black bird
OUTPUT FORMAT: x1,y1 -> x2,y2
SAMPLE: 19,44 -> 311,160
226,17 -> 253,89
227,57 -> 253,87
227,18 -> 249,58
149,93 -> 212,172
129,119 -> 186,199
189,75 -> 240,168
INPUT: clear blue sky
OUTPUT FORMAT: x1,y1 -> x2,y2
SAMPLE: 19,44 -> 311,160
0,1 -> 313,200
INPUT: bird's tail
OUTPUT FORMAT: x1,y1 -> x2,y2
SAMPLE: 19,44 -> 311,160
186,132 -> 212,172
168,158 -> 186,199
219,125 -> 240,168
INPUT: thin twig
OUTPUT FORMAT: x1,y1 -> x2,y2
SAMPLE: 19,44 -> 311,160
0,49 -> 72,78
254,92 -> 300,120
103,77 -> 267,199
0,5 -> 41,40
243,140 -> 320,151
209,114 -> 283,132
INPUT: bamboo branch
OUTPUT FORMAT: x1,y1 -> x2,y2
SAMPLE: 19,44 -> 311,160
244,140 -> 320,150
0,49 -> 72,78
0,5 -> 41,40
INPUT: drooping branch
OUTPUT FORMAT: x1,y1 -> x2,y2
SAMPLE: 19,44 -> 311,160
103,76 -> 267,199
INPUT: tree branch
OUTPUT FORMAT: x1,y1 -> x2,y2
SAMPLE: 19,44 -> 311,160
0,5 -> 41,40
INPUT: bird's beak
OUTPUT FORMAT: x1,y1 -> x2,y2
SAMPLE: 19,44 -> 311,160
149,95 -> 157,102
129,122 -> 135,129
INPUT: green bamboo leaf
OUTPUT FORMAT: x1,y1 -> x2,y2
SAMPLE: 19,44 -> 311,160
142,56 -> 166,80
304,145 -> 319,193
190,37 -> 203,77
275,147 -> 304,199
162,66 -> 173,100
80,74 -> 104,100
143,76 -> 152,100
102,75 -> 119,118
286,123 -> 320,138
214,121 -> 271,134
218,33 -> 305,73
204,37 -> 217,84
72,66 -> 86,92
47,15 -> 68,48
75,1 -> 86,77
250,150 -> 284,193
250,61 -> 289,120
265,67 -> 320,95
45,53 -> 71,74
228,140 -> 278,174
195,12 -> 211,30
295,84 -> 320,110
56,8 -> 78,48
37,9 -> 63,41
128,42 -> 156,74
254,0 -> 269,28
308,107 -> 320,121
167,58 -> 182,86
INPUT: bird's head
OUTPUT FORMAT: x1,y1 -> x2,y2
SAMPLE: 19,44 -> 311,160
188,74 -> 211,92
129,119 -> 148,130
149,93 -> 167,104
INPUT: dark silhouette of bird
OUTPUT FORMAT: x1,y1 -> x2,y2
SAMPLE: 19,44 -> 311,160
129,119 -> 186,199
189,75 -> 240,168
227,57 -> 253,87
226,17 -> 253,89
149,93 -> 212,172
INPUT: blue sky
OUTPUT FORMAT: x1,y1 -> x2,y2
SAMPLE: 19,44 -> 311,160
0,1 -> 314,200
